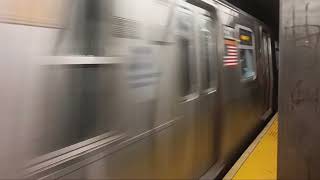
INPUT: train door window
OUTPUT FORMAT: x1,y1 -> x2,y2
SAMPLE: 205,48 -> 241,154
199,15 -> 217,91
236,25 -> 257,81
267,36 -> 273,72
267,36 -> 274,105
267,36 -> 273,77
263,33 -> 269,71
262,32 -> 272,107
176,7 -> 196,97
240,49 -> 255,77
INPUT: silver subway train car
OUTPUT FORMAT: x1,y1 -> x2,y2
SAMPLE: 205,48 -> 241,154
0,0 -> 275,179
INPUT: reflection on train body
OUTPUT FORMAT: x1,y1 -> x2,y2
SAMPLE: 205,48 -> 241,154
0,0 -> 275,179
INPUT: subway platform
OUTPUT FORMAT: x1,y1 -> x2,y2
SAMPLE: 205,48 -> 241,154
224,114 -> 278,180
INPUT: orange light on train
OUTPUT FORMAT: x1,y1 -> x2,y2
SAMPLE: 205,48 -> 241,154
240,35 -> 251,41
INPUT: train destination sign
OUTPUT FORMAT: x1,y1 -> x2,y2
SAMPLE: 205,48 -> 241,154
239,28 -> 253,46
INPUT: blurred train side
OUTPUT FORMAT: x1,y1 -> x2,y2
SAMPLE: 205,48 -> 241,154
0,0 -> 275,179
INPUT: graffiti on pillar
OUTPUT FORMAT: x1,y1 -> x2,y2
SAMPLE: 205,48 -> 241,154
290,80 -> 320,112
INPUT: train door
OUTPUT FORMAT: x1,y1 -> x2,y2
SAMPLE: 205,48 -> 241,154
193,7 -> 219,177
173,3 -> 199,178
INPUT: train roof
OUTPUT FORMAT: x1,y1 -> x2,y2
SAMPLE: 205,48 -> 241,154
214,0 -> 269,27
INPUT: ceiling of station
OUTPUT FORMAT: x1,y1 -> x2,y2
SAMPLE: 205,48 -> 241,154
225,0 -> 279,40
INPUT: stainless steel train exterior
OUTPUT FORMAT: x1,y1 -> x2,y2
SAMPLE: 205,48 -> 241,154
0,0 -> 275,179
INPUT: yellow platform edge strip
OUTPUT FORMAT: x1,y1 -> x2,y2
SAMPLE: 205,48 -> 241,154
223,114 -> 278,180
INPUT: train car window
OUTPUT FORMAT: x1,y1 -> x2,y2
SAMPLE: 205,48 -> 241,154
176,8 -> 196,97
236,25 -> 257,80
199,17 -> 217,91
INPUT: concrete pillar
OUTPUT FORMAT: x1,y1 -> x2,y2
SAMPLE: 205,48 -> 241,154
279,0 -> 320,179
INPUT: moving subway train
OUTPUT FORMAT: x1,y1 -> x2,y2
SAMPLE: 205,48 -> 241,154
0,0 -> 275,179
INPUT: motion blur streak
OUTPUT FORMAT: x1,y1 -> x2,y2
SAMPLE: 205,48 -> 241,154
0,0 -> 275,179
